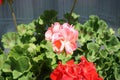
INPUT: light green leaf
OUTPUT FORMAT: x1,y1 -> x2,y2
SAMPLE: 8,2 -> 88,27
0,54 -> 7,69
0,76 -> 4,80
2,32 -> 20,48
2,61 -> 11,72
57,54 -> 72,64
33,53 -> 44,62
87,42 -> 100,52
106,36 -> 120,52
18,72 -> 35,80
114,66 -> 120,80
9,45 -> 26,59
17,56 -> 31,72
40,40 -> 53,52
27,43 -> 37,53
71,13 -> 80,19
46,52 -> 55,59
17,24 -> 27,36
9,56 -> 31,73
13,70 -> 22,79
118,28 -> 120,35
86,51 -> 99,62
100,50 -> 108,58
18,76 -> 28,80
39,18 -> 44,25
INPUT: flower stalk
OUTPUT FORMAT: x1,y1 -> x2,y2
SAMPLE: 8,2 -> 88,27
8,0 -> 18,31
70,0 -> 78,15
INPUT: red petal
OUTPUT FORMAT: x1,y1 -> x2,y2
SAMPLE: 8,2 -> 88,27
0,0 -> 2,5
66,60 -> 75,65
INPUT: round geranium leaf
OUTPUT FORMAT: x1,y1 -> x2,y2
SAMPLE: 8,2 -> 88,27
87,42 -> 100,53
2,32 -> 20,49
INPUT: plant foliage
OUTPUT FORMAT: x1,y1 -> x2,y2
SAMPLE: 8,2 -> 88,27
0,10 -> 120,80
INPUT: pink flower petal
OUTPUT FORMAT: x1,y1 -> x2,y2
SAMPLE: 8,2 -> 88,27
45,22 -> 78,54
52,22 -> 61,32
65,42 -> 77,54
45,29 -> 53,41
52,39 -> 64,53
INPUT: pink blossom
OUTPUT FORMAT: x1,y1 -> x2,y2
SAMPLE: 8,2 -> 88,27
45,22 -> 78,54
45,22 -> 61,41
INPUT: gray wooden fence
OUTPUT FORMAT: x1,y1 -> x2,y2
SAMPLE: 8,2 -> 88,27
0,0 -> 120,48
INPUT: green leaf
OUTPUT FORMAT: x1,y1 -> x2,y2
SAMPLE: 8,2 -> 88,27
45,52 -> 55,59
45,51 -> 57,67
17,23 -> 36,43
116,50 -> 120,59
17,24 -> 27,36
26,72 -> 36,80
33,53 -> 44,62
57,54 -> 72,64
17,56 -> 31,72
18,23 -> 35,36
9,56 -> 31,72
100,50 -> 108,58
40,10 -> 57,25
87,42 -> 100,52
27,43 -> 37,54
39,18 -> 44,25
0,54 -> 7,69
1,32 -> 20,48
18,76 -> 28,80
84,15 -> 99,32
0,76 -> 4,80
40,40 -> 53,52
0,48 -> 4,54
18,72 -> 35,80
7,56 -> 31,79
71,13 -> 80,19
97,20 -> 108,33
109,28 -> 115,35
9,45 -> 26,59
106,36 -> 120,52
114,66 -> 120,80
118,28 -> 120,35
74,22 -> 82,31
64,13 -> 79,24
13,70 -> 22,79
2,61 -> 11,72
86,51 -> 99,62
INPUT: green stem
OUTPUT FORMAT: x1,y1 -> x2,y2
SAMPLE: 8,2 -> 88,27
70,0 -> 78,15
36,61 -> 45,79
43,75 -> 49,80
8,0 -> 18,31
77,47 -> 84,52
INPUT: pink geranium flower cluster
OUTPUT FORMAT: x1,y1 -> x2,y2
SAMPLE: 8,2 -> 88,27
50,56 -> 103,80
45,22 -> 78,54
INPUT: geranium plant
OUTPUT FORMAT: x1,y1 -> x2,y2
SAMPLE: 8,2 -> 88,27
0,0 -> 120,80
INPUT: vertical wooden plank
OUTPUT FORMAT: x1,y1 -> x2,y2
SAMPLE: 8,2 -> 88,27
63,0 -> 73,13
14,0 -> 33,23
57,0 -> 64,18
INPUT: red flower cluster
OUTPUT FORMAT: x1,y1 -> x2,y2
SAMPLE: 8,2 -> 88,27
0,0 -> 2,5
50,56 -> 103,80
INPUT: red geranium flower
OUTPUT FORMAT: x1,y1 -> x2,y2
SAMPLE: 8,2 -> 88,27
0,0 -> 2,5
50,56 -> 103,80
